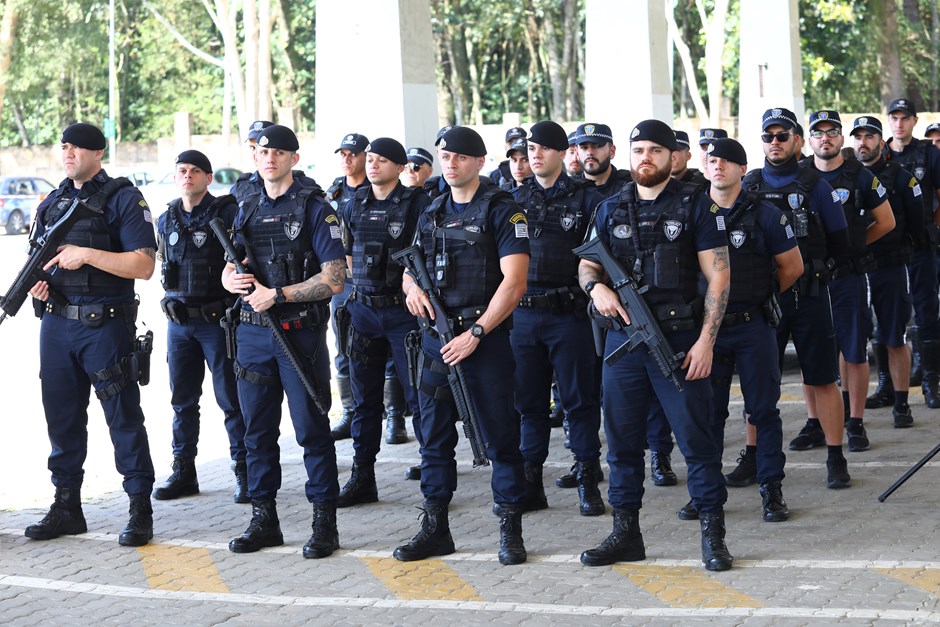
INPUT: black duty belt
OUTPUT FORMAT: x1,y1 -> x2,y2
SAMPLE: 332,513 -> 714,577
721,305 -> 763,327
517,286 -> 583,313
162,298 -> 231,325
45,301 -> 136,321
239,304 -> 329,330
351,289 -> 403,308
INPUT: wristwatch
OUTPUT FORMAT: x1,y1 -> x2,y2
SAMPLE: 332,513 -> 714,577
274,287 -> 287,304
584,280 -> 599,296
470,323 -> 485,338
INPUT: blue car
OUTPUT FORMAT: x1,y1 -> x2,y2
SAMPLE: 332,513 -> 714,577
0,176 -> 55,235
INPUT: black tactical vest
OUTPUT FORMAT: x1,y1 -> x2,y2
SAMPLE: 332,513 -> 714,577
418,188 -> 508,310
606,181 -> 701,307
514,177 -> 590,289
160,195 -> 234,302
348,184 -> 421,294
44,174 -> 134,297
743,167 -> 829,264
808,158 -> 870,257
723,193 -> 773,306
889,139 -> 935,222
867,160 -> 908,256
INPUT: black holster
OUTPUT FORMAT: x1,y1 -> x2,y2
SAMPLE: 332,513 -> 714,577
404,330 -> 422,388
135,330 -> 154,386
220,302 -> 241,360
762,292 -> 782,328
333,303 -> 352,356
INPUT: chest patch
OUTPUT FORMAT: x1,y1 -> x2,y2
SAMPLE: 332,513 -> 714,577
788,193 -> 802,209
560,213 -> 576,231
834,188 -> 850,204
388,222 -> 404,239
613,224 -> 631,239
285,220 -> 302,240
192,231 -> 207,248
729,230 -> 746,248
663,220 -> 682,241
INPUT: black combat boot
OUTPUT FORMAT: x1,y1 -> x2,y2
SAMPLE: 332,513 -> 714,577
495,505 -> 527,565
384,377 -> 408,445
922,341 -> 940,409
556,458 -> 605,488
580,508 -> 645,566
759,482 -> 790,522
910,326 -> 923,387
865,342 -> 895,409
229,499 -> 284,553
650,451 -> 677,486
303,502 -> 340,559
232,459 -> 250,504
577,460 -> 606,516
393,504 -> 456,561
523,462 -> 548,512
330,378 -> 354,440
25,487 -> 87,540
336,462 -> 379,508
119,494 -> 154,547
678,500 -> 699,520
700,511 -> 733,571
723,448 -> 758,487
405,464 -> 421,480
153,456 -> 199,500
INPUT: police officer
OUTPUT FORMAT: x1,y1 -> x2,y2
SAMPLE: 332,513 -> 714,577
501,137 -> 532,191
230,120 -> 321,204
678,138 -> 804,523
153,150 -> 248,503
508,120 -> 603,517
326,133 -> 370,439
488,126 -> 528,185
394,126 -> 530,566
222,125 -> 346,559
578,119 -> 733,572
884,99 -> 940,406
402,147 -> 434,189
852,116 -> 923,427
926,122 -> 940,149
803,110 -> 894,448
336,138 -> 429,507
698,128 -> 728,170
742,108 -> 851,489
575,122 -> 632,198
564,131 -> 583,178
673,131 -> 708,186
25,122 -> 156,546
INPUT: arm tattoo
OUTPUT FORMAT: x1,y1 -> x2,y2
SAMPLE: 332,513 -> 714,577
578,263 -> 604,292
136,247 -> 156,260
290,259 -> 346,302
702,286 -> 730,341
711,246 -> 729,272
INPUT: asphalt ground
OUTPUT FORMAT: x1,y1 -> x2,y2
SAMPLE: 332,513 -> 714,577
1,233 -> 939,625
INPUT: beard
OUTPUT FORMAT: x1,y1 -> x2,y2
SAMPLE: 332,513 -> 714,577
583,156 -> 611,176
633,160 -> 672,187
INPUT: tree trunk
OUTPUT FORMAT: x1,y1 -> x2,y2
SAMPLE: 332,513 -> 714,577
522,11 -> 541,121
0,1 -> 18,133
465,37 -> 483,125
666,5 -> 708,122
13,98 -> 28,147
258,0 -> 273,121
214,0 -> 247,138
702,0 -> 729,126
243,0 -> 258,124
541,2 -> 563,120
900,0 -> 925,111
871,0 -> 903,110
561,0 -> 578,120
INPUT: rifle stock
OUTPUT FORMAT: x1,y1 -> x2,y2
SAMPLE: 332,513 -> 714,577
392,244 -> 489,467
0,197 -> 102,325
209,217 -> 328,415
573,236 -> 686,391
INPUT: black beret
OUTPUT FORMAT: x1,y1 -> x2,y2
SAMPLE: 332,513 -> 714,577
335,132 -> 369,154
257,124 -> 299,151
434,125 -> 454,146
573,122 -> 613,145
675,131 -> 691,149
175,149 -> 213,173
762,108 -> 799,131
705,138 -> 747,166
367,137 -> 408,165
407,147 -> 434,166
61,123 -> 106,151
528,120 -> 569,151
849,116 -> 883,136
506,138 -> 527,157
437,126 -> 487,157
698,128 -> 728,145
808,110 -> 842,130
630,119 -> 678,151
246,120 -> 274,141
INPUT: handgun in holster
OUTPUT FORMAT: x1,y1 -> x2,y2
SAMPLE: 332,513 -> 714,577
220,301 -> 241,360
333,302 -> 352,356
404,330 -> 422,388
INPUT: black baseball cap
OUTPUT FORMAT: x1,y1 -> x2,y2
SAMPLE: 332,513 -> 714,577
706,138 -> 747,166
572,122 -> 613,146
567,131 -> 578,146
175,149 -> 213,173
808,110 -> 842,130
506,138 -> 527,158
366,137 -> 408,165
888,98 -> 916,117
761,108 -> 799,131
527,120 -> 568,151
925,122 -> 940,136
675,131 -> 692,150
505,126 -> 527,143
335,133 -> 369,154
698,128 -> 728,145
61,123 -> 106,150
849,116 -> 883,136
406,147 -> 433,167
257,125 -> 299,152
438,126 -> 487,157
246,120 -> 274,141
630,119 -> 678,151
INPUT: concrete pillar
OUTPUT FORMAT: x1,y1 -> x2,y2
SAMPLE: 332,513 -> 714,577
738,0 -> 804,164
315,0 -> 439,176
584,0 -> 673,148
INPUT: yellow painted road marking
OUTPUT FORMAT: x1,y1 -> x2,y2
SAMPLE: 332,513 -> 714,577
138,544 -> 229,593
875,568 -> 940,595
614,565 -> 763,608
362,557 -> 483,601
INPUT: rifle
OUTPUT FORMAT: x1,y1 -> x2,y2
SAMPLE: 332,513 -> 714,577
208,217 -> 328,415
391,244 -> 490,467
0,197 -> 102,325
573,236 -> 686,391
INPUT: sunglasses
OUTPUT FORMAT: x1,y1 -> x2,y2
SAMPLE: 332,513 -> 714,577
406,162 -> 426,172
761,132 -> 792,143
810,128 -> 842,138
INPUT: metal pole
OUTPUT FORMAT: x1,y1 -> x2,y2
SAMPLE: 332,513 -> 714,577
108,0 -> 116,165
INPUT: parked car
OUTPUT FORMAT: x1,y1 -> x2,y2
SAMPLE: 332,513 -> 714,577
140,167 -> 243,210
0,176 -> 55,235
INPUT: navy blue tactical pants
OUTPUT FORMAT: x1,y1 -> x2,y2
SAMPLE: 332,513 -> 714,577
908,250 -> 940,342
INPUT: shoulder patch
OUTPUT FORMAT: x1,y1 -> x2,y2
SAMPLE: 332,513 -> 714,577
831,190 -> 840,204
509,212 -> 528,224
876,183 -> 886,197
143,209 -> 153,224
715,215 -> 726,231
709,203 -> 719,214
325,214 -> 339,224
